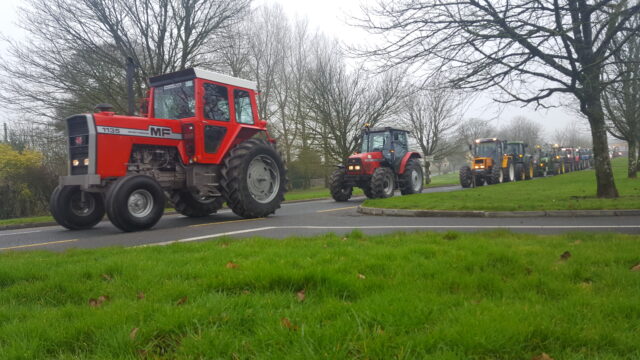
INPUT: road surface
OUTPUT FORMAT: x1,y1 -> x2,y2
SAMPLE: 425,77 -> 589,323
1,185 -> 639,252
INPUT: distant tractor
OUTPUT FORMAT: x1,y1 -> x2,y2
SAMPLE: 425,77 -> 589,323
50,68 -> 286,232
506,141 -> 534,180
459,138 -> 515,188
578,148 -> 593,169
329,126 -> 423,201
533,144 -> 564,176
560,147 -> 578,172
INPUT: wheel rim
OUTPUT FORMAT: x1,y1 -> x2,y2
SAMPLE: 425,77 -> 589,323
498,169 -> 503,183
70,192 -> 96,217
127,189 -> 154,218
383,173 -> 394,195
247,154 -> 280,204
509,165 -> 515,181
411,169 -> 422,192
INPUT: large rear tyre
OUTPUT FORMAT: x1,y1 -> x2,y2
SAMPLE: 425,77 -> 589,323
105,175 -> 166,232
400,159 -> 424,195
526,162 -> 534,179
504,162 -> 515,182
515,163 -> 525,181
171,190 -> 224,217
50,185 -> 105,230
489,165 -> 503,184
459,166 -> 473,188
221,138 -> 286,218
370,167 -> 395,198
362,184 -> 375,199
329,168 -> 353,202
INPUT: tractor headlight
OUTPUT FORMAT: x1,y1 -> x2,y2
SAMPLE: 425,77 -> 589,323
83,158 -> 89,166
354,165 -> 361,170
348,165 -> 354,170
72,159 -> 80,167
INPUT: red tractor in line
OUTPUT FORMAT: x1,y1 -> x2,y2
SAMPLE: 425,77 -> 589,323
50,68 -> 286,232
329,126 -> 423,201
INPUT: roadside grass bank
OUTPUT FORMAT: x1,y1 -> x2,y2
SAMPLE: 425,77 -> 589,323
426,172 -> 458,188
364,157 -> 640,211
1,230 -> 639,359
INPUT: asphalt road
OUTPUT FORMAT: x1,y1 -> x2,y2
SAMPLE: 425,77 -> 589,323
1,185 -> 639,252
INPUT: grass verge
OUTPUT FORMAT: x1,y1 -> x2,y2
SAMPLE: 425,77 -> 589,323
0,230 -> 639,359
426,172 -> 459,187
364,157 -> 640,211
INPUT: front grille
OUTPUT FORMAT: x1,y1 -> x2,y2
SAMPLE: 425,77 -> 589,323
67,115 -> 89,175
347,158 -> 362,165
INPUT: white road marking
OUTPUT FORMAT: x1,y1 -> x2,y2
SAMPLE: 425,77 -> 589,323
0,230 -> 43,237
146,224 -> 640,247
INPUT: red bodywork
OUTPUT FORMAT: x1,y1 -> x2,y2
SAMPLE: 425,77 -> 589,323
93,78 -> 267,178
345,151 -> 420,176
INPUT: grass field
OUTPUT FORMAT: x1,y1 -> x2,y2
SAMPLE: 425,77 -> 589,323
427,172 -> 459,187
0,230 -> 639,359
365,157 -> 640,211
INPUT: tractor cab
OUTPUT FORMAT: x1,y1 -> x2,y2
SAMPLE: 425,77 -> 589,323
358,127 -> 409,169
506,141 -> 528,159
459,138 -> 515,187
472,138 -> 505,165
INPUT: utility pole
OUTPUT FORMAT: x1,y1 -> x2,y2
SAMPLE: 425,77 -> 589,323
3,123 -> 7,143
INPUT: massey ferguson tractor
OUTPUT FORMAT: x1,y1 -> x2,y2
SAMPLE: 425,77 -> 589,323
50,68 -> 286,232
459,138 -> 515,188
506,141 -> 534,181
329,126 -> 423,201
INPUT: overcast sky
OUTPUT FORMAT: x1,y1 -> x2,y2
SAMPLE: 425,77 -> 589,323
0,0 -> 587,138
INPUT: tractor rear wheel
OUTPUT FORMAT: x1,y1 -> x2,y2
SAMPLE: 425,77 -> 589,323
221,138 -> 286,218
105,175 -> 166,232
504,162 -> 515,182
400,159 -> 423,195
459,166 -> 473,188
171,190 -> 224,217
329,168 -> 353,202
489,165 -> 503,184
370,167 -> 395,198
515,163 -> 525,181
526,163 -> 534,179
50,185 -> 105,230
361,184 -> 375,199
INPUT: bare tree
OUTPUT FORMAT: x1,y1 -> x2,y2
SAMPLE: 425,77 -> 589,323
358,1 -> 640,198
498,116 -> 543,147
552,121 -> 593,148
0,0 -> 250,121
603,14 -> 640,178
400,83 -> 461,182
456,118 -> 496,145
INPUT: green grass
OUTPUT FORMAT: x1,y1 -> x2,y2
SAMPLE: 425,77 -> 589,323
427,172 -> 459,187
0,215 -> 54,227
285,187 -> 363,201
0,230 -> 639,359
365,157 -> 640,211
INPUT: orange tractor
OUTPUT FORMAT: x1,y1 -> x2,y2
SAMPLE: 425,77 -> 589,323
459,138 -> 515,187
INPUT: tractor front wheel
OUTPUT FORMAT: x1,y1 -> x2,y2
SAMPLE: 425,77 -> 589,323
50,185 -> 105,230
105,175 -> 166,232
400,159 -> 423,195
221,139 -> 286,218
459,166 -> 473,188
515,163 -> 526,181
171,190 -> 224,217
489,165 -> 503,184
329,168 -> 353,202
370,167 -> 395,198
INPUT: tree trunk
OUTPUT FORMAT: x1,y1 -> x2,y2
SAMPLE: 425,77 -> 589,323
585,100 -> 619,198
424,161 -> 431,184
629,139 -> 638,178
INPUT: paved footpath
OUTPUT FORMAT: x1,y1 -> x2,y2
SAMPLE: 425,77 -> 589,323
1,185 -> 639,252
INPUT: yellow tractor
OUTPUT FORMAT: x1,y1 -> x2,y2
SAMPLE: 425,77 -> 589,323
459,138 -> 515,187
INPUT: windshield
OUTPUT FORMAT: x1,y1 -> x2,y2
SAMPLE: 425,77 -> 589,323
474,142 -> 498,157
154,80 -> 195,119
361,132 -> 390,153
507,143 -> 520,155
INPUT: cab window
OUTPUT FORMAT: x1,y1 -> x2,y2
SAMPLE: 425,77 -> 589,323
234,89 -> 254,124
154,80 -> 195,119
203,83 -> 230,121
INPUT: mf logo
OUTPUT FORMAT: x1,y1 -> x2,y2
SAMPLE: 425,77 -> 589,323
149,126 -> 172,137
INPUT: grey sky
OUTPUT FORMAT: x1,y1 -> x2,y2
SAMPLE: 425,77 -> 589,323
0,0 -> 585,138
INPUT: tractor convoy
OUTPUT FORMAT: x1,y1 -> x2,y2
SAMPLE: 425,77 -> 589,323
51,68 -> 286,232
460,139 -> 592,188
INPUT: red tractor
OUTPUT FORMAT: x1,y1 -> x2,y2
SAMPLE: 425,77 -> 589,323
50,68 -> 286,232
329,126 -> 423,201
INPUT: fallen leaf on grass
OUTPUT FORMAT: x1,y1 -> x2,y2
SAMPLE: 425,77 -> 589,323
280,317 -> 299,331
220,243 -> 229,248
129,327 -> 139,340
101,274 -> 112,281
137,292 -> 145,300
572,239 -> 582,245
296,289 -> 305,302
242,290 -> 251,295
560,251 -> 571,261
532,353 -> 554,360
89,295 -> 110,307
226,261 -> 238,269
631,263 -> 640,271
176,296 -> 188,306
357,273 -> 366,279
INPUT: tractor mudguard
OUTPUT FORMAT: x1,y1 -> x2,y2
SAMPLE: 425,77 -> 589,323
398,152 -> 422,174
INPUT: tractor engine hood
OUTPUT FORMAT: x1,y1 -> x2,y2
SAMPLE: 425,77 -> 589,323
348,152 -> 384,162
